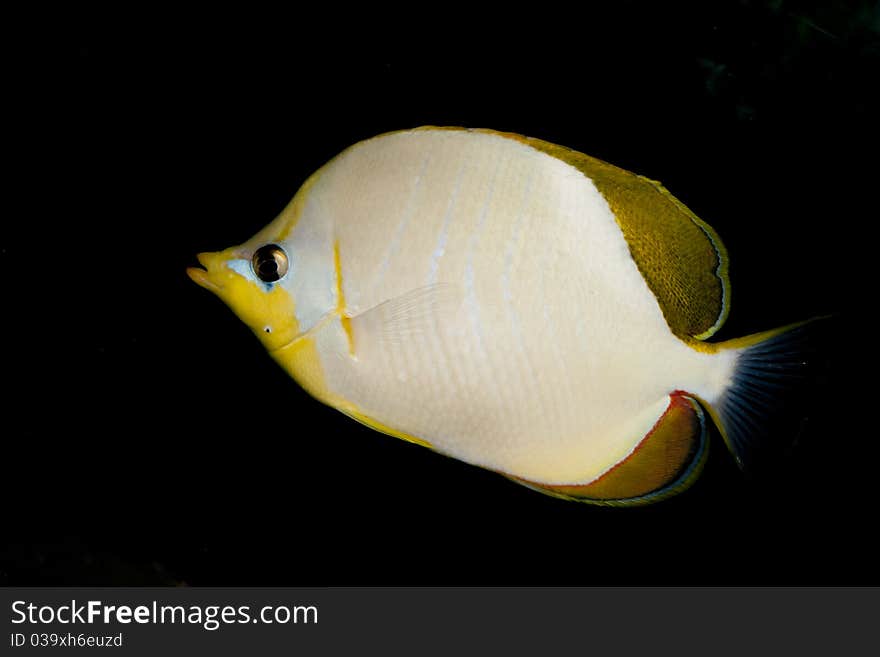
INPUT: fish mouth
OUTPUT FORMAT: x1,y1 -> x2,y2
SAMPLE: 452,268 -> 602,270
186,253 -> 221,293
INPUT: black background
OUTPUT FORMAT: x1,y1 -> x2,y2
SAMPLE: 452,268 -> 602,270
4,2 -> 875,585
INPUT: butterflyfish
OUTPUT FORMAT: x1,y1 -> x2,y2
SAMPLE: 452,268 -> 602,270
187,127 -> 818,505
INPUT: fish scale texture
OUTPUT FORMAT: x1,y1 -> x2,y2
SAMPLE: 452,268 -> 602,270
291,129 -> 728,484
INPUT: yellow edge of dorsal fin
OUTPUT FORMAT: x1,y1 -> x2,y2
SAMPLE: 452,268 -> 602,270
638,176 -> 731,340
404,126 -> 733,342
512,134 -> 731,341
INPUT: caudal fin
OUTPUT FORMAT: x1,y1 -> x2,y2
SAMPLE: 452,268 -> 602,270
709,318 -> 828,474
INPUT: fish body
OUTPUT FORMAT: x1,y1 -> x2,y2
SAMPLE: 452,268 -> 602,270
188,127 -> 814,504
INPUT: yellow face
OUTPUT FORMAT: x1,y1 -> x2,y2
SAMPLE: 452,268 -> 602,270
187,244 -> 300,353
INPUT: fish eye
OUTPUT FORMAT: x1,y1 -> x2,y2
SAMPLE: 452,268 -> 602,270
252,244 -> 289,283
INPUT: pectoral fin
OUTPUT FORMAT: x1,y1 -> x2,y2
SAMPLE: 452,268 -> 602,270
331,283 -> 463,450
344,283 -> 463,362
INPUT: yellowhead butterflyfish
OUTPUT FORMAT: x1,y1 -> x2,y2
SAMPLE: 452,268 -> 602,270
188,127 -> 818,505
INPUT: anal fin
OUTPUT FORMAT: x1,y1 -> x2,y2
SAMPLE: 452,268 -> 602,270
510,393 -> 708,506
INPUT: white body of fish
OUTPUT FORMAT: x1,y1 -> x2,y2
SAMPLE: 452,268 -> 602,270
275,129 -> 737,485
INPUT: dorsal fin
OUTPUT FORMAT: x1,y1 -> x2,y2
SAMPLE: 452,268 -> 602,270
481,129 -> 731,340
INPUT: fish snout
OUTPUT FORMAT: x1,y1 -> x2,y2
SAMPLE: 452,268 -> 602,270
186,251 -> 224,292
187,247 -> 253,293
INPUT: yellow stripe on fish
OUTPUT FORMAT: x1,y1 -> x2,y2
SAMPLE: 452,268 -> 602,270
187,127 -> 820,505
